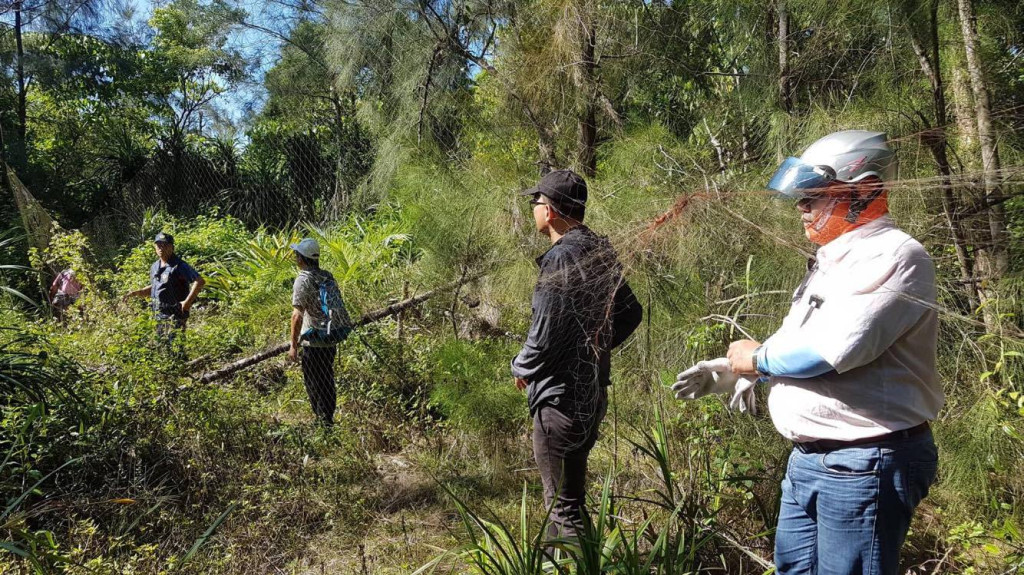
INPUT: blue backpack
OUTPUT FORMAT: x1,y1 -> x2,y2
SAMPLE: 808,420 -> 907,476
301,275 -> 353,345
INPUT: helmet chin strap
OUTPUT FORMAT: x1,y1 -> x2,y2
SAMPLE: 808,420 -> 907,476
845,182 -> 884,223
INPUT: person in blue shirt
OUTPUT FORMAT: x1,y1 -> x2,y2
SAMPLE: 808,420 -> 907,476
125,232 -> 205,354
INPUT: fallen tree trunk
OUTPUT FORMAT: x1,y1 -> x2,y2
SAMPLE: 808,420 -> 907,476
199,273 -> 484,384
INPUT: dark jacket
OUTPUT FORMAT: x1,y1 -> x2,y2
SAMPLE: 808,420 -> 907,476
511,226 -> 643,417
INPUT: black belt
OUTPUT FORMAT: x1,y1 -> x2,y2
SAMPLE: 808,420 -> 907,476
794,422 -> 930,454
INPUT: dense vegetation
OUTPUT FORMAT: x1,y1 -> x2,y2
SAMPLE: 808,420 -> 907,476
2,0 -> 1024,572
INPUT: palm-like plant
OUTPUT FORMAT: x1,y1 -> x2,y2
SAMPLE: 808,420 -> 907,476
1,454 -> 79,573
0,229 -> 36,307
202,230 -> 299,301
306,216 -> 417,287
0,330 -> 79,406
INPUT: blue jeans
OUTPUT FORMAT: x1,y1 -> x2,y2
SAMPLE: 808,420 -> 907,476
774,430 -> 938,575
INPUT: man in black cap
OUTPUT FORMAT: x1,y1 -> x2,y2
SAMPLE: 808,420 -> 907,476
512,169 -> 643,546
125,232 -> 205,354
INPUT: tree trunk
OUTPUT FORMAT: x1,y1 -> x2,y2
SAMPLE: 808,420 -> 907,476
951,66 -> 978,153
14,0 -> 27,170
0,123 -> 14,200
576,13 -> 598,178
330,95 -> 350,217
957,0 -> 1007,329
908,1 -> 978,311
733,69 -> 748,166
510,93 -> 558,175
537,135 -> 557,175
704,119 -> 727,173
777,1 -> 792,114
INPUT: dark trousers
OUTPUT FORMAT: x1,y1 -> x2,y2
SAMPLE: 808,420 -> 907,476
300,345 -> 337,425
532,389 -> 607,542
52,293 -> 76,320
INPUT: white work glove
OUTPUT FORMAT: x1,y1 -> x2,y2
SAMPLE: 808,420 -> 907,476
728,376 -> 758,416
672,357 -> 737,399
673,357 -> 759,415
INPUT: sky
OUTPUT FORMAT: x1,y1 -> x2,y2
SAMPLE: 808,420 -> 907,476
1,0 -> 328,134
134,0 -> 292,129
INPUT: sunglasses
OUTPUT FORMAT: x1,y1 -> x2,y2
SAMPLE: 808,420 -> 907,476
796,181 -> 855,205
528,194 -> 549,207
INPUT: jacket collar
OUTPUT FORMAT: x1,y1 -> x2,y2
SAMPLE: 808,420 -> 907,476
535,225 -> 588,267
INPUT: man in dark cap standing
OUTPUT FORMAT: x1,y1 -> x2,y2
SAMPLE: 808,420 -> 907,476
125,232 -> 205,354
512,169 -> 643,547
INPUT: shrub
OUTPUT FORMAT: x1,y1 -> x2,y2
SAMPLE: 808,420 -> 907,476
428,339 -> 527,439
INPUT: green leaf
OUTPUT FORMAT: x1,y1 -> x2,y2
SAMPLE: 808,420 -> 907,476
176,502 -> 237,569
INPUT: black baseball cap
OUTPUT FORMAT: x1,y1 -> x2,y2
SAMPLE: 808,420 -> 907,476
154,232 -> 174,245
521,169 -> 588,212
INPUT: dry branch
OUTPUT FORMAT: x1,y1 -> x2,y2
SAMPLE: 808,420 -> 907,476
198,273 -> 484,384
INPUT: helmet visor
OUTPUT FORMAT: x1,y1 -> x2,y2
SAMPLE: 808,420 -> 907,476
767,157 -> 837,199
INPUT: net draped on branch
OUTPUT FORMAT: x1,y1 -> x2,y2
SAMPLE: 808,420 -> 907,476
198,273 -> 485,384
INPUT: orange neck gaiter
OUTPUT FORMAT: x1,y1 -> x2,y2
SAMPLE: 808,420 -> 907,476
805,191 -> 889,245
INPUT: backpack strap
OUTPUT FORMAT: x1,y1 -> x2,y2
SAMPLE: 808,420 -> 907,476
319,279 -> 331,318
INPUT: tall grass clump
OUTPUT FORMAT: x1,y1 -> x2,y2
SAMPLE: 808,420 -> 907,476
424,409 -> 776,574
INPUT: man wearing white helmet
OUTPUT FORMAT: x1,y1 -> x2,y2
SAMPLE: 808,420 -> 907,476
672,131 -> 943,574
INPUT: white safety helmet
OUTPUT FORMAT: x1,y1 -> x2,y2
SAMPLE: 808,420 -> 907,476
767,130 -> 897,199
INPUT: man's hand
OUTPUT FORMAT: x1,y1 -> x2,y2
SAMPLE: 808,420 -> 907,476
727,339 -> 761,374
124,286 -> 150,302
671,358 -> 737,399
288,345 -> 299,363
514,377 -> 527,391
181,301 -> 192,314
